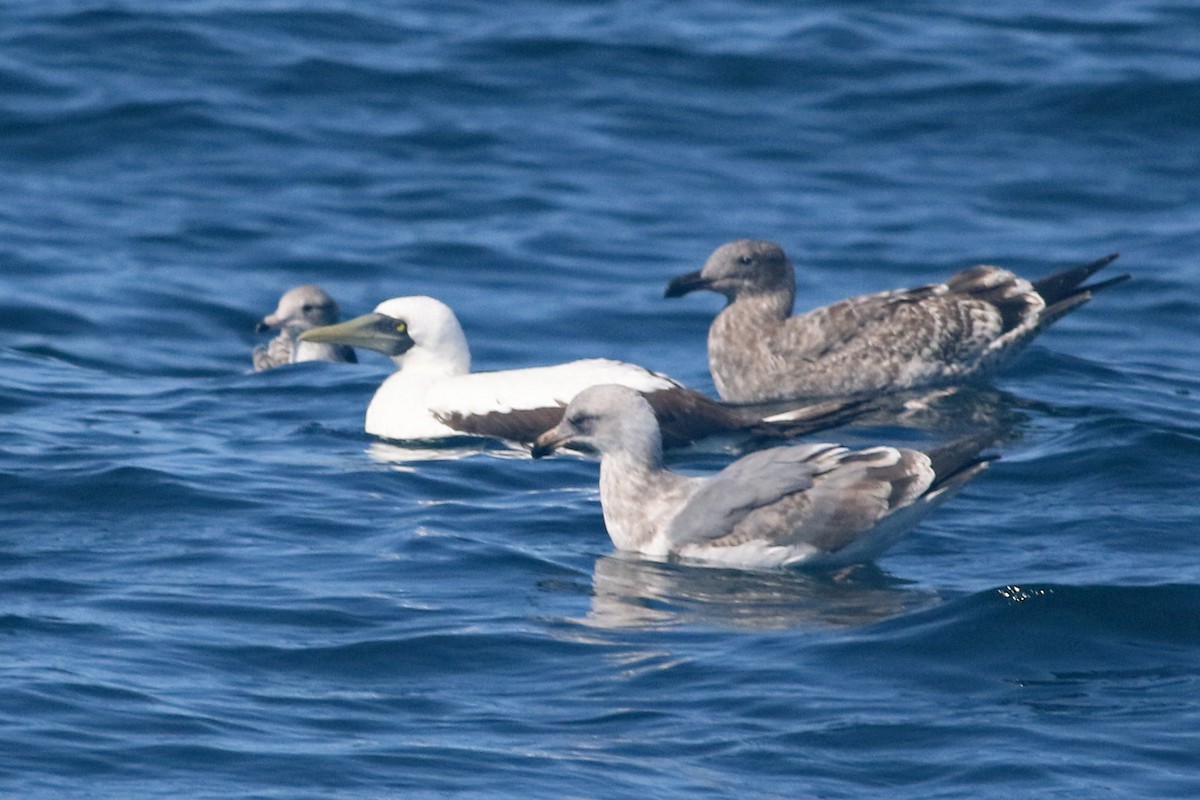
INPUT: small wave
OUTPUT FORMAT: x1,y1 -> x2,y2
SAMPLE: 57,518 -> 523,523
210,629 -> 595,680
6,465 -> 257,516
834,582 -> 1200,665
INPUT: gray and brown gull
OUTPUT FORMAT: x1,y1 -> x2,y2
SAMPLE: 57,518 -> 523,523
298,295 -> 860,448
665,239 -> 1129,403
253,284 -> 357,371
531,384 -> 993,569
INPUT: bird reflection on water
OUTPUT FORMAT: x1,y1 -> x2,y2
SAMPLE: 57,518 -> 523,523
579,552 -> 939,631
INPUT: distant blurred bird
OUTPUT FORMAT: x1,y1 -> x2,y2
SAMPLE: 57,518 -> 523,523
252,285 -> 357,371
665,240 -> 1128,403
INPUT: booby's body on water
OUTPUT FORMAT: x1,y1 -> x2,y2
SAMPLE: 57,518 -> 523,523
665,240 -> 1128,403
299,295 -> 857,447
532,385 -> 993,570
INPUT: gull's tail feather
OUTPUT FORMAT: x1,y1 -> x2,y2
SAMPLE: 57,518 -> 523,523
925,433 -> 1000,495
1033,251 -> 1126,304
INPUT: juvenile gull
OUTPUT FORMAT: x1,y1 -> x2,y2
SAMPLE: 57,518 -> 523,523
665,240 -> 1129,403
532,385 -> 993,570
299,295 -> 858,447
252,285 -> 357,371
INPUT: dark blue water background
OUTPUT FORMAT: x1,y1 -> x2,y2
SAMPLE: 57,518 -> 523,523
3,2 -> 1199,797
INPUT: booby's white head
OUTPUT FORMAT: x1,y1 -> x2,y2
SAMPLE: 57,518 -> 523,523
300,295 -> 470,377
372,296 -> 471,377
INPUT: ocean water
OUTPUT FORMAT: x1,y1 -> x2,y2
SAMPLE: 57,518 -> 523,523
3,2 -> 1199,797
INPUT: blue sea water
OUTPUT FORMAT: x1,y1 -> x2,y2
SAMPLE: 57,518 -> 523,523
2,1 -> 1200,797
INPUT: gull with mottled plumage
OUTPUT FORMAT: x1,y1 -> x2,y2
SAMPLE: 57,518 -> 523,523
532,384 -> 993,569
665,239 -> 1129,403
298,295 -> 860,448
253,285 -> 357,371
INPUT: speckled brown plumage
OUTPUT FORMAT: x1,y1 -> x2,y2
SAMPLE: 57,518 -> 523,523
666,240 -> 1127,403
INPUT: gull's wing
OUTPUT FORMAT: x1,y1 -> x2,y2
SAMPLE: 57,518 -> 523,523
252,333 -> 294,371
665,444 -> 937,555
663,443 -> 842,546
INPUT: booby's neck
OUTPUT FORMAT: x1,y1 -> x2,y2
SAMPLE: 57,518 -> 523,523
364,342 -> 472,441
390,340 -> 471,380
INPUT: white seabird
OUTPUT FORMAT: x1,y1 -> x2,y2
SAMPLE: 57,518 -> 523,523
665,240 -> 1129,403
532,384 -> 993,570
298,295 -> 859,447
253,285 -> 357,371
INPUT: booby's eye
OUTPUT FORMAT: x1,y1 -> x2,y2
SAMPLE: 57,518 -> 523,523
395,321 -> 408,334
302,304 -> 315,312
737,255 -> 753,266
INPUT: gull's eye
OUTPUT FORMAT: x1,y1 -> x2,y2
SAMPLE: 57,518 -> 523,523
737,255 -> 752,266
302,304 -> 315,313
567,412 -> 595,429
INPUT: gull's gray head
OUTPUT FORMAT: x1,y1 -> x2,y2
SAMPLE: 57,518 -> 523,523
256,285 -> 341,334
664,239 -> 794,301
531,384 -> 662,460
300,295 -> 469,372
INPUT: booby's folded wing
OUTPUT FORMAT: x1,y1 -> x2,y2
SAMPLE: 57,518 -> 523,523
430,359 -> 680,444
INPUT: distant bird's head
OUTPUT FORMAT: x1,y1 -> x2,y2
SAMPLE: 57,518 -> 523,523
256,285 -> 342,335
664,239 -> 795,302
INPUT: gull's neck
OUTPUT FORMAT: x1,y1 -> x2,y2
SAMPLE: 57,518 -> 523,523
720,285 -> 794,325
597,440 -> 691,555
709,290 -> 793,401
293,340 -> 340,363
